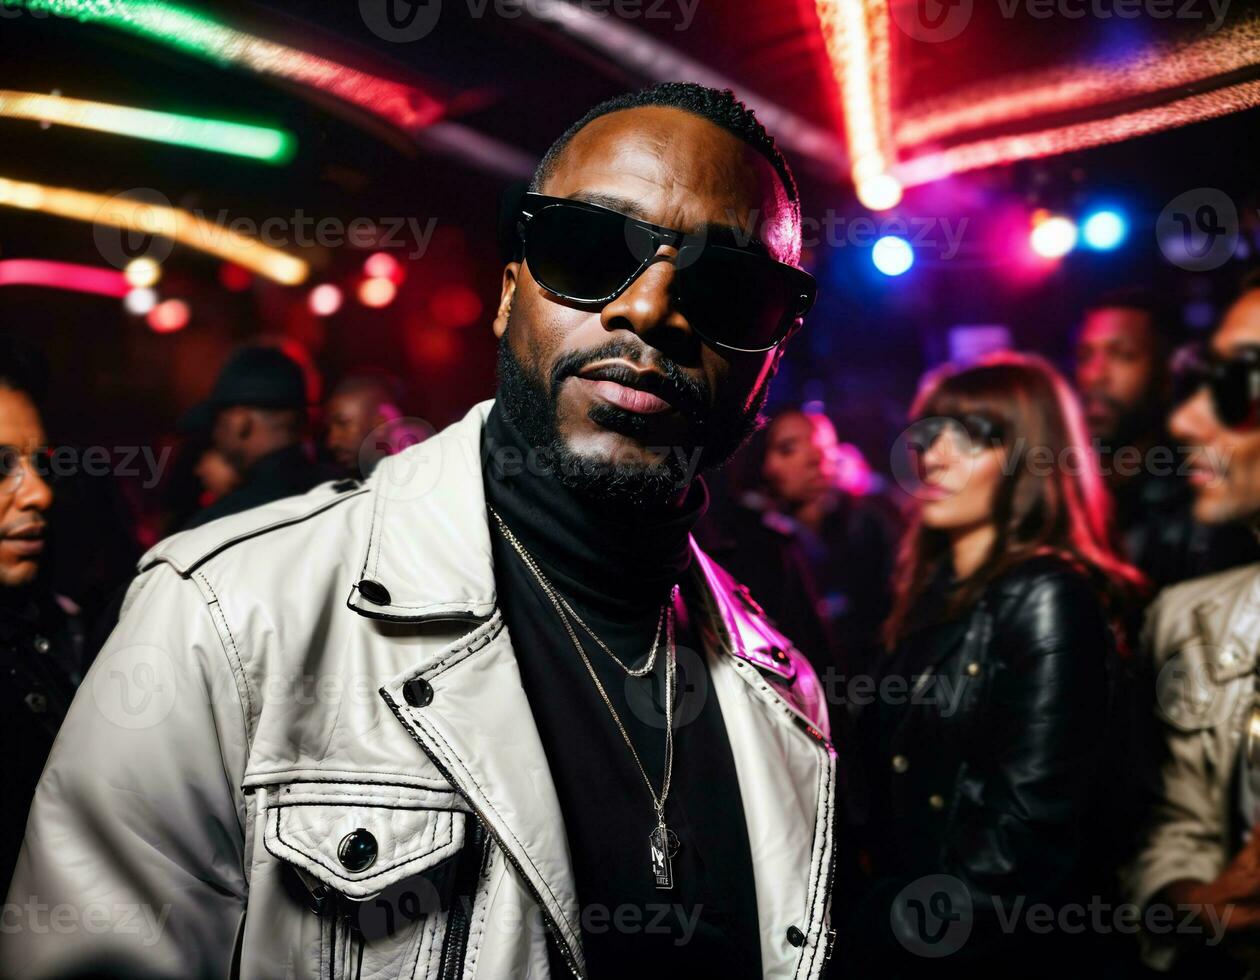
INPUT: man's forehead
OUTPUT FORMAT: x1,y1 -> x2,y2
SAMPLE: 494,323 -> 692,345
1080,308 -> 1153,342
0,389 -> 44,446
541,106 -> 794,256
1215,289 -> 1260,353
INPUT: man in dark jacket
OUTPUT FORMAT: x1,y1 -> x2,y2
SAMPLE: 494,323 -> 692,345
0,340 -> 85,892
181,345 -> 333,530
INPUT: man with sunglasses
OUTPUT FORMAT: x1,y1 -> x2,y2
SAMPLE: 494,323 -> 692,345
1074,288 -> 1260,588
0,339 -> 85,897
1123,279 -> 1260,975
3,83 -> 833,979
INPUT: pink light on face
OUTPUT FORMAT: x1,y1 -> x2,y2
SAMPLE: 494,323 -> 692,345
0,259 -> 129,297
148,298 -> 190,333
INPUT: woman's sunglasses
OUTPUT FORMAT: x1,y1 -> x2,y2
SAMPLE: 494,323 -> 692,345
515,193 -> 817,353
1172,342 -> 1260,430
905,413 -> 1006,456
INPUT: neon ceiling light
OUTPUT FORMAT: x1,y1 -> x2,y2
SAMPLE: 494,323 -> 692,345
0,90 -> 295,162
0,175 -> 309,284
815,0 -> 901,210
895,18 -> 1260,155
895,77 -> 1260,189
2,0 -> 444,135
0,258 -> 129,296
816,2 -> 1260,190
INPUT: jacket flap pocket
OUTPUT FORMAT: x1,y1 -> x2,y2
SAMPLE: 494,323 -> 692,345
263,781 -> 467,900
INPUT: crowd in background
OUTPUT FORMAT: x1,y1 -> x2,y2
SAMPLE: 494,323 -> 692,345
5,273 -> 1260,976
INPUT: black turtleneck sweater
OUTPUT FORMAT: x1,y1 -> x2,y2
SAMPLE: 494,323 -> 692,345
481,402 -> 762,979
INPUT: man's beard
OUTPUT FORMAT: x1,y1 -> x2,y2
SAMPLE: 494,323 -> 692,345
495,320 -> 769,507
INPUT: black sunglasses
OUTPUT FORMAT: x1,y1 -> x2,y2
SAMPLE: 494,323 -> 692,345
515,193 -> 817,353
905,413 -> 1006,456
1172,342 -> 1260,430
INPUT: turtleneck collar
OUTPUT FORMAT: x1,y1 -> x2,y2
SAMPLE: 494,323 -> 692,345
481,399 -> 707,617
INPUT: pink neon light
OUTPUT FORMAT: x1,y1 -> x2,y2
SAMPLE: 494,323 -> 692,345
0,259 -> 129,297
895,19 -> 1260,150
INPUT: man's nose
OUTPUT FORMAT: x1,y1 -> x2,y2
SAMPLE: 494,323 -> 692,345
14,458 -> 52,513
599,254 -> 696,355
1170,387 -> 1214,444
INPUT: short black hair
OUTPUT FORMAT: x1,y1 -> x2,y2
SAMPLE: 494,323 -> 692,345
0,336 -> 49,404
1082,286 -> 1182,352
331,370 -> 405,408
531,82 -> 801,255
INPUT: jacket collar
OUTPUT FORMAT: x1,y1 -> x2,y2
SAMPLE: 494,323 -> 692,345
1191,569 -> 1260,683
348,401 -> 498,622
346,398 -> 798,684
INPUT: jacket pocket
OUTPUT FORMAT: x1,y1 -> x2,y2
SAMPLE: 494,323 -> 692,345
261,780 -> 473,980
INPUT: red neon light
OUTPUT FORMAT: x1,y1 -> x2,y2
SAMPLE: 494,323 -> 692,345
0,259 -> 129,297
815,0 -> 899,209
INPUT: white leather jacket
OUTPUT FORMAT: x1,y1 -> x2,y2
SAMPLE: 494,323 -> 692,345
2,400 -> 836,980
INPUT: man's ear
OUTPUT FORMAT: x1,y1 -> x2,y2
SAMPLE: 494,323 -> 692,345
493,262 -> 519,340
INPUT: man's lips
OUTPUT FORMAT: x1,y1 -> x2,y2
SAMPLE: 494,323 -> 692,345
1186,462 -> 1222,487
1,526 -> 46,557
573,360 -> 680,416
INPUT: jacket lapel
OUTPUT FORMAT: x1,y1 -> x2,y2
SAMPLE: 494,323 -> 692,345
348,400 -> 586,973
354,399 -> 833,978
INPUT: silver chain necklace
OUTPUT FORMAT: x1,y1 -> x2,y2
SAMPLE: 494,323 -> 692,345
490,506 -> 681,889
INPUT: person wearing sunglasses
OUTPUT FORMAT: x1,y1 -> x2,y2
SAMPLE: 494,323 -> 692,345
0,339 -> 86,898
1124,279 -> 1260,976
838,352 -> 1144,976
1073,288 -> 1260,589
4,83 -> 833,980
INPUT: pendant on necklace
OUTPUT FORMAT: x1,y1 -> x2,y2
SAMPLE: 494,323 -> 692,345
649,818 -> 680,890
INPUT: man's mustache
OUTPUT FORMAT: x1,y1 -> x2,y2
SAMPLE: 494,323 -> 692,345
549,340 -> 710,423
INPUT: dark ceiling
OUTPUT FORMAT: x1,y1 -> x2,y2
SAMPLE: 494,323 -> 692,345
2,0 -> 1260,478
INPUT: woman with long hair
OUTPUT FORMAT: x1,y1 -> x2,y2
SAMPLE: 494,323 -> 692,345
839,352 -> 1145,977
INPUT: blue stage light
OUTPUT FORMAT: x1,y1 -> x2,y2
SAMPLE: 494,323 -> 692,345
872,235 -> 914,276
1082,210 -> 1127,250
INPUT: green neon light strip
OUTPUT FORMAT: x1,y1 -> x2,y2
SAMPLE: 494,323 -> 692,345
0,90 -> 295,163
2,0 -> 444,133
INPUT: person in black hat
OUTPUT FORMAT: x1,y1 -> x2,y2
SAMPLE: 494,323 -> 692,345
180,345 -> 333,530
